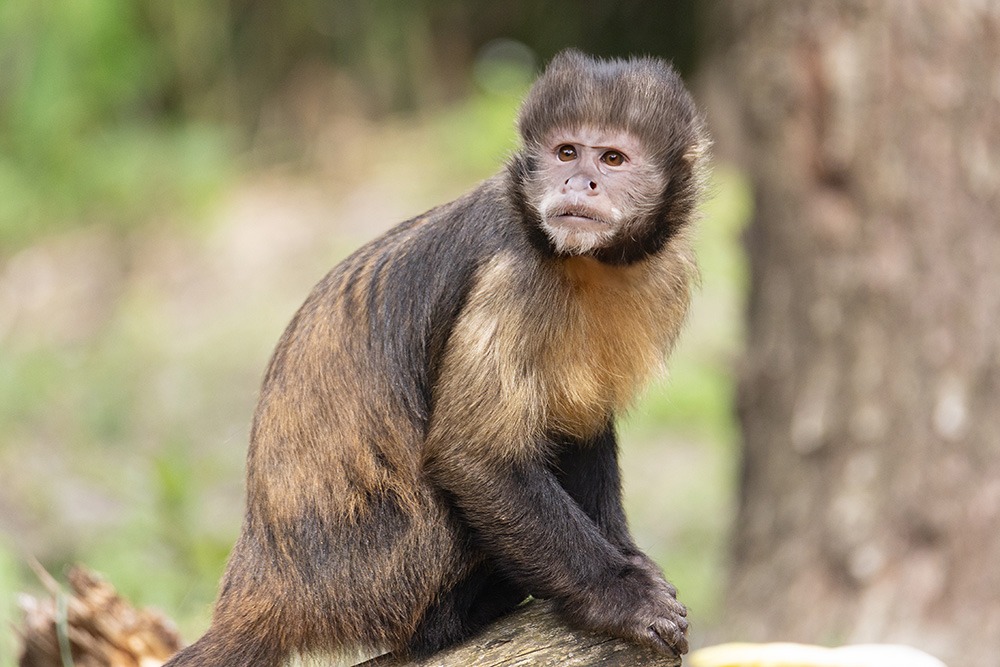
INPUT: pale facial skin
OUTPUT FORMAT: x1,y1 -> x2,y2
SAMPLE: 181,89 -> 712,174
533,126 -> 661,255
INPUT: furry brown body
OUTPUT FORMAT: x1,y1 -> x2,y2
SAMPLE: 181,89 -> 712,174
166,50 -> 707,666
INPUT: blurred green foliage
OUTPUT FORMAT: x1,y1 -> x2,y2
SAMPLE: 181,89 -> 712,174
0,543 -> 18,667
0,0 -> 701,251
0,1 -> 235,249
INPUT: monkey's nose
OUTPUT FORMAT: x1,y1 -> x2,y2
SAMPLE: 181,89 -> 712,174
564,174 -> 599,193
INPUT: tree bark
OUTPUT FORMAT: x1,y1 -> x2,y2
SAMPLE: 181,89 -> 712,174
357,600 -> 681,667
707,2 -> 1000,666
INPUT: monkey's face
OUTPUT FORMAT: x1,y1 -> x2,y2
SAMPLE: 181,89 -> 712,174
528,126 -> 665,256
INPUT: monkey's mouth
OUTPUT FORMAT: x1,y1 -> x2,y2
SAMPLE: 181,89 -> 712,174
547,206 -> 612,232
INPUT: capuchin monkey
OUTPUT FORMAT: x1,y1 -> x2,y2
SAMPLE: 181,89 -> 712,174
165,49 -> 708,666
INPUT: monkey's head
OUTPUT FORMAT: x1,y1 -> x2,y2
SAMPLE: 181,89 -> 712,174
511,49 -> 707,264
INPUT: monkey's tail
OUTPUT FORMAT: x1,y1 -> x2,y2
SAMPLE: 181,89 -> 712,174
163,627 -> 287,667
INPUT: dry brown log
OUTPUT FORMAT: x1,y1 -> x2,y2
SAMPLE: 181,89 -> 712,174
357,600 -> 682,667
17,563 -> 182,667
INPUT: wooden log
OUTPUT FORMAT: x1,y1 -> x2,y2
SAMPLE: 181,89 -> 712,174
357,600 -> 682,667
17,563 -> 182,667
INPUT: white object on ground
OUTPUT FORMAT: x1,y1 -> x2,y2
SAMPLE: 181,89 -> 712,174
689,642 -> 947,667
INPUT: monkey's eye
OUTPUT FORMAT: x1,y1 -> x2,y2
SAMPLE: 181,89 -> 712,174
601,150 -> 626,167
557,145 -> 577,161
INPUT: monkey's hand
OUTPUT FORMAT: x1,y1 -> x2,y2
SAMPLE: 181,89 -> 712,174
562,564 -> 689,657
624,550 -> 681,598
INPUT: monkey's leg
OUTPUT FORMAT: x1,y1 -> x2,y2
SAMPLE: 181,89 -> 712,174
467,571 -> 527,627
405,566 -> 525,657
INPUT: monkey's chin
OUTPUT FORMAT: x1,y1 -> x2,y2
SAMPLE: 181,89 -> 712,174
542,215 -> 615,255
551,214 -> 610,233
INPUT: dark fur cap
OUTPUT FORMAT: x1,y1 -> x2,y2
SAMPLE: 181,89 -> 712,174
517,49 -> 704,169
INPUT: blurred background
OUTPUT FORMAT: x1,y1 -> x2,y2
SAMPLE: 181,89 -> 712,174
0,1 -> 747,661
3,2 -> 998,666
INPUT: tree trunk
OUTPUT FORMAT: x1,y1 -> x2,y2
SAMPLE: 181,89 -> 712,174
707,2 -> 1000,666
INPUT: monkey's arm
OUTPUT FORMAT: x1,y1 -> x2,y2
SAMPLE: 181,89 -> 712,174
426,446 -> 688,655
433,449 -> 627,597
553,425 -> 637,554
553,426 -> 677,593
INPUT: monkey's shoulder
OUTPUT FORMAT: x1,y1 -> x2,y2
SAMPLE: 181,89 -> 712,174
284,174 -> 510,318
259,174 -> 533,421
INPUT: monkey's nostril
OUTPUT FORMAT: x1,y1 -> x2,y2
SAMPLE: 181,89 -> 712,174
589,181 -> 597,190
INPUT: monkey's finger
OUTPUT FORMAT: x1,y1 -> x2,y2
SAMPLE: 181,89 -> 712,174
649,616 -> 689,655
662,581 -> 679,598
638,627 -> 679,658
656,591 -> 687,617
673,612 -> 690,635
645,617 -> 689,656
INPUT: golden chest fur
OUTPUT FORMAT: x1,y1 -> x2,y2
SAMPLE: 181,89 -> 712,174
542,254 -> 691,436
429,241 -> 695,458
